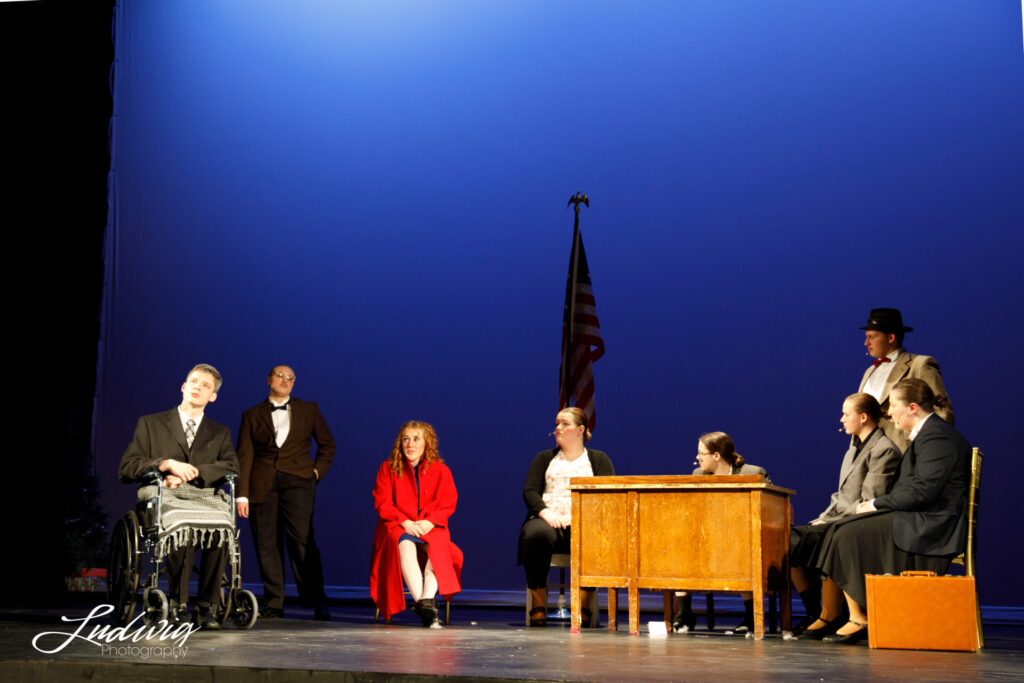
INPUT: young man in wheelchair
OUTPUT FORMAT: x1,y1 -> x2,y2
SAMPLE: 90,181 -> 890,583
118,363 -> 239,629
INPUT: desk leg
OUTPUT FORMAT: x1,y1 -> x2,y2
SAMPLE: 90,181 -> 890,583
571,491 -> 581,634
627,490 -> 639,636
629,583 -> 639,636
781,556 -> 792,633
753,582 -> 765,640
570,582 -> 580,633
607,587 -> 617,631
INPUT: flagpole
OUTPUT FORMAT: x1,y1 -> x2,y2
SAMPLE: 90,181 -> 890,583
566,192 -> 589,349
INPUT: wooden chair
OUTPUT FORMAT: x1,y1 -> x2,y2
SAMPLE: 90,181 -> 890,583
526,553 -> 598,627
948,447 -> 983,648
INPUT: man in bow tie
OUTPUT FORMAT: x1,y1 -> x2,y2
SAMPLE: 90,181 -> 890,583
118,363 -> 239,629
858,308 -> 954,451
236,365 -> 336,620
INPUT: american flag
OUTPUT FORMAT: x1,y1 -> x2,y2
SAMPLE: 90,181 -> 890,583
559,224 -> 604,430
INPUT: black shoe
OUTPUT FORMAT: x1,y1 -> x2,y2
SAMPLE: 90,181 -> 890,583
672,608 -> 697,633
726,599 -> 755,636
313,605 -> 331,621
168,600 -> 189,625
801,618 -> 843,640
414,598 -> 438,627
791,614 -> 822,636
726,619 -> 754,636
195,604 -> 221,631
822,621 -> 868,645
261,607 -> 284,619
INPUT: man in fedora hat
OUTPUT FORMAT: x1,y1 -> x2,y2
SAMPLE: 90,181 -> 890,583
858,308 -> 954,451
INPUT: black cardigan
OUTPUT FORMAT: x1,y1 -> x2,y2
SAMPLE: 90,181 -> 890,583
517,448 -> 615,566
522,447 -> 615,517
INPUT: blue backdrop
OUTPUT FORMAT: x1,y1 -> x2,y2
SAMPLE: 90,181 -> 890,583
93,0 -> 1024,606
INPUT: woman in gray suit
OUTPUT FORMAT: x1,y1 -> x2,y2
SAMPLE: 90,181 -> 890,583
672,432 -> 770,634
792,393 -> 901,639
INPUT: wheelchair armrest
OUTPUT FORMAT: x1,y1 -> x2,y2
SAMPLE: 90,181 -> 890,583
139,470 -> 163,486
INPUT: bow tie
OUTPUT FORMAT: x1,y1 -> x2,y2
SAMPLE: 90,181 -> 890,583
271,402 -> 289,411
872,357 -> 892,368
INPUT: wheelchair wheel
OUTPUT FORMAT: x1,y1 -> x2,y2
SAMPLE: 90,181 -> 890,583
107,512 -> 141,626
142,587 -> 169,626
231,589 -> 259,629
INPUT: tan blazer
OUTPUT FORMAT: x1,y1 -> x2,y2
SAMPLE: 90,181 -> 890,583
859,350 -> 954,451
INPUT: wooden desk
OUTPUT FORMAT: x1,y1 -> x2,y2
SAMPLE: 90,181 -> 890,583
569,475 -> 794,638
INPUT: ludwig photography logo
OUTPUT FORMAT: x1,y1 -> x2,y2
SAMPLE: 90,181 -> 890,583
32,604 -> 199,659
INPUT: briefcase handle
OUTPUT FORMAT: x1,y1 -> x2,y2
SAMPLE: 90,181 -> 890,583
900,570 -> 938,577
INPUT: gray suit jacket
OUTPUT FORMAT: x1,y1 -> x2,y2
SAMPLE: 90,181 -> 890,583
859,350 -> 954,451
692,462 -> 771,484
812,428 -> 901,524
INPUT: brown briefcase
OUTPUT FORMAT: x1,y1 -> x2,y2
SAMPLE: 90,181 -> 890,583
865,571 -> 982,651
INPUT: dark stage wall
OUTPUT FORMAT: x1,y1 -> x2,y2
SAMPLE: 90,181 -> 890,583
93,1 -> 1024,605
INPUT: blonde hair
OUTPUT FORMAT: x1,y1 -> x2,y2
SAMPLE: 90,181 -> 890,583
558,407 -> 592,441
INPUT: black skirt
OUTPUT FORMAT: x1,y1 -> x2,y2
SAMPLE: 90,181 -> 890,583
817,511 -> 953,608
790,524 -> 832,568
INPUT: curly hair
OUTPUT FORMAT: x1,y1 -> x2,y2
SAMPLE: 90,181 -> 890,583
388,421 -> 443,477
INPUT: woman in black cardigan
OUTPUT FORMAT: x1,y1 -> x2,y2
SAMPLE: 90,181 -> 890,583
517,407 -> 614,626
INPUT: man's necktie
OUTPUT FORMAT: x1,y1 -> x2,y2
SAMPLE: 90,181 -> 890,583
271,403 -> 289,411
186,418 -> 196,448
873,358 -> 892,368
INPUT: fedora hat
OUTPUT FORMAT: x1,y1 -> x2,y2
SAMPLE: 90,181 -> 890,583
859,308 -> 914,334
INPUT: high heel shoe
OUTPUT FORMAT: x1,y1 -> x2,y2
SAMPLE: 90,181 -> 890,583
822,620 -> 868,645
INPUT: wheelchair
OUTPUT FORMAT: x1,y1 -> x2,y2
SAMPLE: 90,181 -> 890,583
106,471 -> 259,629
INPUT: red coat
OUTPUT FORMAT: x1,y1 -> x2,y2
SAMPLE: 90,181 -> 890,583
370,459 -> 463,618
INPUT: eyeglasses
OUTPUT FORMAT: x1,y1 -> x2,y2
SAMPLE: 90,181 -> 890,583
273,372 -> 296,382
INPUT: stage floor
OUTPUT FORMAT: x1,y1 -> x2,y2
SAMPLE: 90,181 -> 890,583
2,597 -> 1022,682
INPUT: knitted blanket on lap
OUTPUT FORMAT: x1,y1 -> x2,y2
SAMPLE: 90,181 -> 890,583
138,484 -> 233,556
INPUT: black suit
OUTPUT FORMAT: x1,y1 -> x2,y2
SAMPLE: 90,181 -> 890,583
236,397 -> 335,611
819,415 -> 970,607
873,415 -> 971,556
119,408 -> 239,605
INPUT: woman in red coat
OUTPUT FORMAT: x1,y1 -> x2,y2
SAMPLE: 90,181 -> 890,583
370,421 -> 463,626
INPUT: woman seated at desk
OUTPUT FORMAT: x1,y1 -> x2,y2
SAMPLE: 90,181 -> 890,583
793,393 -> 901,639
518,407 -> 614,626
672,432 -> 771,634
370,421 -> 463,627
816,378 -> 970,645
